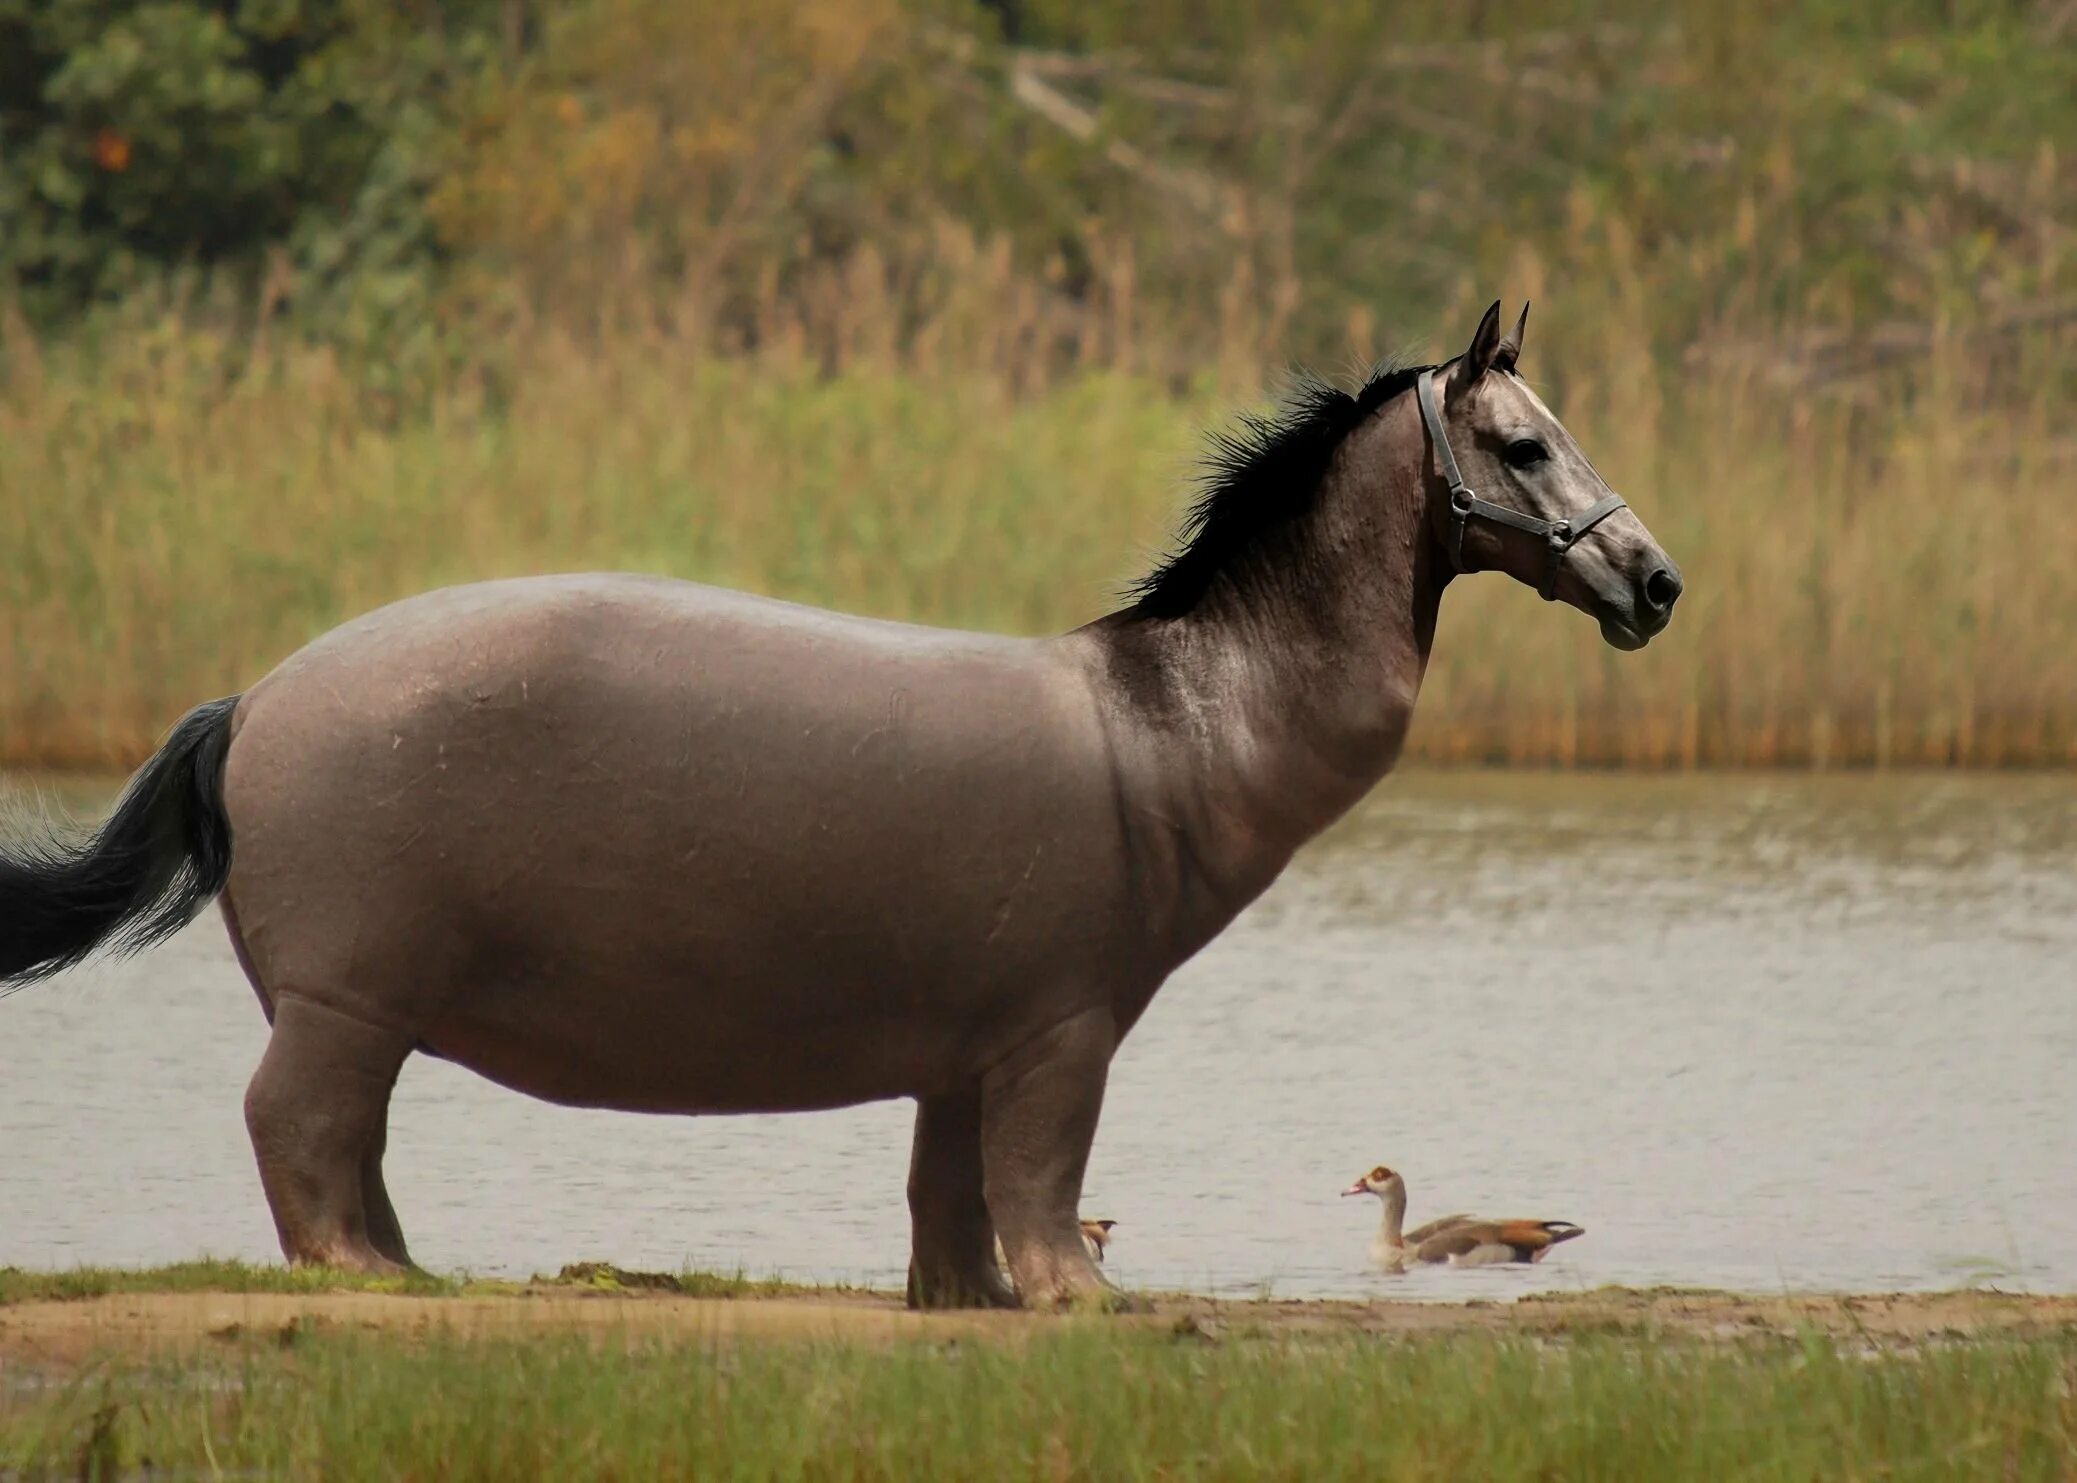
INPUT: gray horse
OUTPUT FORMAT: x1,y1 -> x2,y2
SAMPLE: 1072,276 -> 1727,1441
0,303 -> 1680,1308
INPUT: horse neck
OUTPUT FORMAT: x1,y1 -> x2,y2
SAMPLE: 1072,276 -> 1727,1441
1088,396 -> 1447,921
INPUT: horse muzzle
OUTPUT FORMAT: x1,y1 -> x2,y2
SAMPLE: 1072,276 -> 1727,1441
1596,557 -> 1683,649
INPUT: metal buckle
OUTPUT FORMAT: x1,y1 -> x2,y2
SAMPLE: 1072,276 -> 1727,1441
1448,487 -> 1474,573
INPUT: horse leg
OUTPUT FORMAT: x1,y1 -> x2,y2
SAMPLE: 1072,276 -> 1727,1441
218,888 -> 274,1025
980,1008 -> 1124,1309
359,1124 -> 414,1269
906,1084 -> 1018,1310
242,994 -> 413,1273
225,893 -> 416,1269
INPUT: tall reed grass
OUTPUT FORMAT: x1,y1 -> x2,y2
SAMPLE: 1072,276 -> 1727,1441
2,251 -> 2071,770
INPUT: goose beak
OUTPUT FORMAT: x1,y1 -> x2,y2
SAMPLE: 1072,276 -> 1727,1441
1341,1180 -> 1368,1197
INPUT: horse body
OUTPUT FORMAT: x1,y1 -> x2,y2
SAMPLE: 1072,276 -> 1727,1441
222,573 -> 1158,1116
2,302 -> 1682,1309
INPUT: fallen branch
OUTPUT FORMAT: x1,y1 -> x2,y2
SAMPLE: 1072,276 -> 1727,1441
916,23 -> 1236,225
1004,58 -> 1233,221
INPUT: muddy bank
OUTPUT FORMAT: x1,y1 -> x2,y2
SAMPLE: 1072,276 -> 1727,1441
4,1283 -> 2072,1368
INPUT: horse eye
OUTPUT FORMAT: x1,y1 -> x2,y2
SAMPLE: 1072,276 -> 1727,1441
1504,439 -> 1549,469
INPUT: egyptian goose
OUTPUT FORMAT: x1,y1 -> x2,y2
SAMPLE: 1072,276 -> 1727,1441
1342,1165 -> 1583,1269
994,1218 -> 1118,1269
1079,1218 -> 1117,1264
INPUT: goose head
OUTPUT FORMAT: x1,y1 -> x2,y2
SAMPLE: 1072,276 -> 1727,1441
1341,1164 -> 1405,1201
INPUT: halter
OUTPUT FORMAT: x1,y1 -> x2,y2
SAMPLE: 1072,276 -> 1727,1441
1415,368 -> 1627,601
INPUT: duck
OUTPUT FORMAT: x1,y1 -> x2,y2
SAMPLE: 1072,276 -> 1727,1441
994,1218 -> 1118,1270
1341,1165 -> 1583,1269
1079,1218 -> 1118,1264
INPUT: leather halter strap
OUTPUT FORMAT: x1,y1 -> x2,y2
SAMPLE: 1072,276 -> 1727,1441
1415,368 -> 1627,601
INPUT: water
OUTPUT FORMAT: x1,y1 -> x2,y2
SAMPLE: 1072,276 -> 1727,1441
2,771 -> 2072,1300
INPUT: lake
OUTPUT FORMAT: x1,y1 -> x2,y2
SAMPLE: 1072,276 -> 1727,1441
2,770 -> 2071,1300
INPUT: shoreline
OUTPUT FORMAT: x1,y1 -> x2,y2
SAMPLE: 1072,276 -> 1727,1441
4,1272 -> 2073,1366
8,1269 -> 2071,1476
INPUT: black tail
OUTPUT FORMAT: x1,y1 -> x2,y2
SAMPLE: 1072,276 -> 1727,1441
0,696 -> 240,989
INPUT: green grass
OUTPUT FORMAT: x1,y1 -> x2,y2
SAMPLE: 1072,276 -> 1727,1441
544,1260 -> 860,1300
0,1259 -> 463,1306
0,1259 -> 841,1306
3,1325 -> 2072,1480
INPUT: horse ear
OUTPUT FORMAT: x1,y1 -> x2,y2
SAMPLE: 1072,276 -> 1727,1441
1496,301 -> 1529,371
1460,299 -> 1505,386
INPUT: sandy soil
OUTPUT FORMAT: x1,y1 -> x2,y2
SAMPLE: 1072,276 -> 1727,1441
3,1284 -> 2072,1368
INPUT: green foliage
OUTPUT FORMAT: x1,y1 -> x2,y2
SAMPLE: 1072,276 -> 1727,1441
1,0 -> 2070,771
1009,0 -> 2074,357
0,0 -> 502,356
4,1 -> 2068,371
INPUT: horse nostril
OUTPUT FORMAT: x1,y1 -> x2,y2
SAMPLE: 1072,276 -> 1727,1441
1643,566 -> 1683,613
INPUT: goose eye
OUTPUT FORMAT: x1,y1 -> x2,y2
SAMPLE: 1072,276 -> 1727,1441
1371,1166 -> 1389,1181
1504,438 -> 1549,469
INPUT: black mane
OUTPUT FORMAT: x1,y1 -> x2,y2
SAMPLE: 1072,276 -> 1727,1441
1127,358 -> 1431,618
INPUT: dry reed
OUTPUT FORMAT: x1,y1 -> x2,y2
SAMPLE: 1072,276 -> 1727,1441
2,237 -> 2070,771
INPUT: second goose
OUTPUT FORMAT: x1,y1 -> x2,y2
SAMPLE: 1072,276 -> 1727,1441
1342,1165 -> 1583,1269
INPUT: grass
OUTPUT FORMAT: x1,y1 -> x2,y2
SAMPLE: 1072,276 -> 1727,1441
0,1259 -> 461,1306
2,1264 -> 2071,1475
0,1259 -> 832,1306
3,1322 -> 2073,1479
2,284 -> 2073,771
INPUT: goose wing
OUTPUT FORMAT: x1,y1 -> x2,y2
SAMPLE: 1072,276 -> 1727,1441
1403,1212 -> 1476,1245
1410,1222 -> 1505,1263
1413,1219 -> 1585,1265
1508,1219 -> 1585,1260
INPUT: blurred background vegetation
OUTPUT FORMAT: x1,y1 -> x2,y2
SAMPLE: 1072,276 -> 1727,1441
2,0 -> 2072,767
